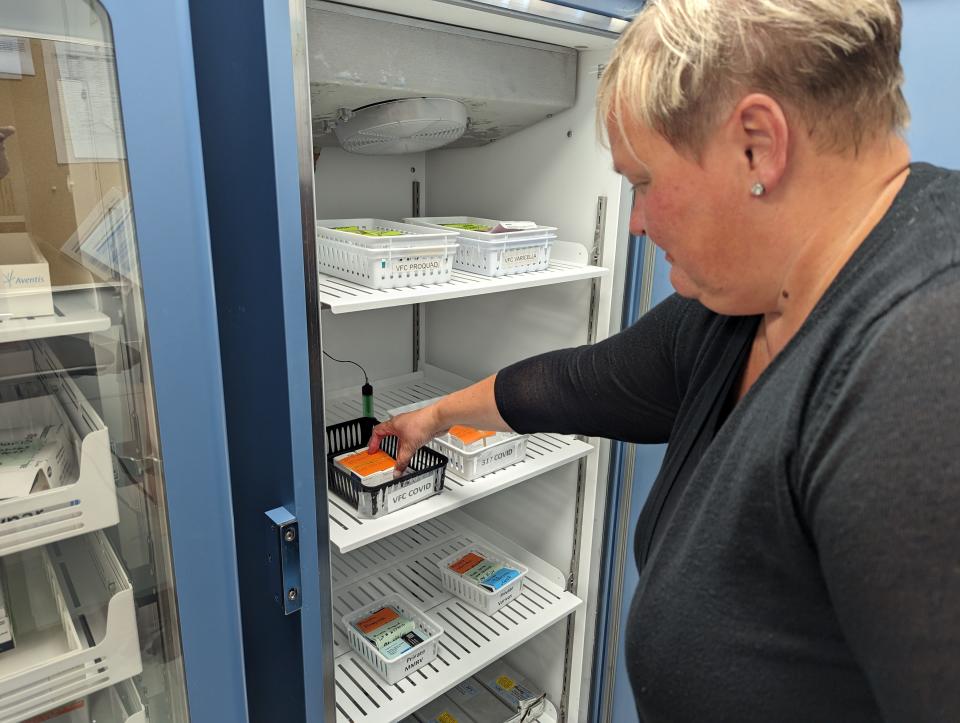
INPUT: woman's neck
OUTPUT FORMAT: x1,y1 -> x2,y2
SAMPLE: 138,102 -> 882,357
760,137 -> 912,358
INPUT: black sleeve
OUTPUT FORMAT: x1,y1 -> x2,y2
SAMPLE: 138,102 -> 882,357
493,293 -> 714,444
799,274 -> 960,722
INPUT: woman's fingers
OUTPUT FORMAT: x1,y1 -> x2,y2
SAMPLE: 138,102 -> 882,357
393,440 -> 417,475
367,409 -> 436,473
367,420 -> 393,453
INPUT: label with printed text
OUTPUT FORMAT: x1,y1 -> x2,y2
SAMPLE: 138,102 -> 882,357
390,258 -> 443,275
384,477 -> 434,513
501,246 -> 542,270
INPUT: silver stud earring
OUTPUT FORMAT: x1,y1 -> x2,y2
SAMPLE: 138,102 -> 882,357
751,182 -> 766,197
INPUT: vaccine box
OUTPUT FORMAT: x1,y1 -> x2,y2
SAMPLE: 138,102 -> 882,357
0,563 -> 13,654
446,677 -> 517,722
477,663 -> 546,720
413,695 -> 471,723
0,423 -> 71,500
333,448 -> 396,487
0,234 -> 54,319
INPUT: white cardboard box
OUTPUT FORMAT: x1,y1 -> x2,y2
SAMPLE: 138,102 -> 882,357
0,423 -> 71,500
477,663 -> 547,720
0,563 -> 12,655
0,234 -> 54,319
413,694 -> 471,723
447,677 -> 518,722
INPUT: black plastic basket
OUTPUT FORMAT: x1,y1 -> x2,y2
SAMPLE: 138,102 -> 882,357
325,417 -> 448,519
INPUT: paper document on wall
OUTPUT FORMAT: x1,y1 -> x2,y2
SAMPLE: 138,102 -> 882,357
53,41 -> 124,160
0,37 -> 35,78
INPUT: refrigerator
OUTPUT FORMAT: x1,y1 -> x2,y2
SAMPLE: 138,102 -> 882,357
0,2 -> 246,722
190,1 -> 657,721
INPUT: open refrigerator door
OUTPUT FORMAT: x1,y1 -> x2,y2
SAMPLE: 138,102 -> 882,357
0,4 -> 195,721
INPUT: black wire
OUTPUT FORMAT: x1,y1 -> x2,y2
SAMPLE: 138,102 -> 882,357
322,350 -> 369,384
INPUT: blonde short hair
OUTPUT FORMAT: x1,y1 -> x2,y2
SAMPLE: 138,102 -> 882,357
599,0 -> 910,154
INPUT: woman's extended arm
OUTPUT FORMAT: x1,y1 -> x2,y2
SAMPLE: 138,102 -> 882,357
370,293 -> 713,471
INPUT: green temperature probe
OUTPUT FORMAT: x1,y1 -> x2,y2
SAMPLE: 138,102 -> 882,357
362,382 -> 374,417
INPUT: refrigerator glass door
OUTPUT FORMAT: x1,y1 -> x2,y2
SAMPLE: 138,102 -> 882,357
0,3 -> 188,721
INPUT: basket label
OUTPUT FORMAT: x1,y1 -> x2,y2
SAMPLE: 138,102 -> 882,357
385,477 -> 434,513
402,646 -> 428,673
478,445 -> 516,468
501,247 -> 541,270
390,258 -> 443,274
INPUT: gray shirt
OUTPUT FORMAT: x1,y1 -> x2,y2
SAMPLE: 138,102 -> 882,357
495,162 -> 960,721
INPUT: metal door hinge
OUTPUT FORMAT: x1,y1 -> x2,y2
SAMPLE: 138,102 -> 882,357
265,506 -> 302,615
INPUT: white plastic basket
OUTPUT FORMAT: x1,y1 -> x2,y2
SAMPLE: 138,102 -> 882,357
405,216 -> 556,277
317,218 -> 458,249
316,218 -> 459,289
387,398 -> 528,480
438,433 -> 527,480
342,594 -> 444,684
439,544 -> 529,615
0,341 -> 119,557
0,532 -> 141,723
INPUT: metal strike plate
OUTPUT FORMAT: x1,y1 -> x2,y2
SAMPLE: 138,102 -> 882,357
265,506 -> 302,615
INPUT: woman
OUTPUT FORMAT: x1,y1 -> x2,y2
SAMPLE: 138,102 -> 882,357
370,0 -> 960,719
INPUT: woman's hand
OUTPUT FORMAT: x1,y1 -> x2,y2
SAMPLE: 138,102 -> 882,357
366,374 -> 509,474
367,404 -> 446,474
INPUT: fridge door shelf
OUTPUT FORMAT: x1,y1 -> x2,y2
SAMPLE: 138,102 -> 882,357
0,342 -> 118,557
330,511 -> 580,723
325,367 -> 594,553
318,240 -> 607,314
0,531 -> 142,723
27,678 -> 145,723
0,291 -> 111,345
86,677 -> 147,723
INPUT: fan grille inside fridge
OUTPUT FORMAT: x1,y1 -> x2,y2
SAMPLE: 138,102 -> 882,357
334,98 -> 467,155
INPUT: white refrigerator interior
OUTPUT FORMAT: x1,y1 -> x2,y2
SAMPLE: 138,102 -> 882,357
308,3 -> 632,720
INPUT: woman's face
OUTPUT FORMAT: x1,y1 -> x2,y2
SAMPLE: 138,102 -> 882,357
608,117 -> 770,315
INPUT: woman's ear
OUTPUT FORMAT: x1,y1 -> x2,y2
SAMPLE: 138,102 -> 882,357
732,94 -> 789,195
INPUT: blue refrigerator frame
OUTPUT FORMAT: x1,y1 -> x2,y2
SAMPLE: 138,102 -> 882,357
186,0 -> 332,720
99,1 -> 248,720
